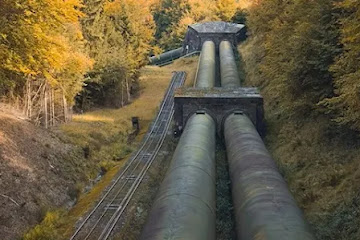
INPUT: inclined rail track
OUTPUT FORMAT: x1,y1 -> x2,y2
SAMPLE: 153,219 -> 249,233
70,71 -> 186,240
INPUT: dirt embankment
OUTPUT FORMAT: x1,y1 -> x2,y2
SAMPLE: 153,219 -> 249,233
0,105 -> 87,240
0,57 -> 199,239
0,57 -> 197,240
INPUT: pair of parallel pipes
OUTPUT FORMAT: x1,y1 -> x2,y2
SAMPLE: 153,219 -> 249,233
141,40 -> 314,240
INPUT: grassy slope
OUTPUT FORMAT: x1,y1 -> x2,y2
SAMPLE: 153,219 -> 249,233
23,56 -> 198,240
60,57 -> 197,174
240,42 -> 360,240
0,107 -> 89,240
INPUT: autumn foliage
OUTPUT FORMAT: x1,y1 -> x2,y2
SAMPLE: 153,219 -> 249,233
0,0 -> 92,125
3,0 -> 360,132
244,0 -> 360,132
152,0 -> 246,50
0,0 -> 247,124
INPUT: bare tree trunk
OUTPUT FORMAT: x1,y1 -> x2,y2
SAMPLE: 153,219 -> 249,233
51,88 -> 55,126
49,86 -> 52,126
126,75 -> 131,103
24,78 -> 28,116
62,89 -> 68,123
35,83 -> 45,126
121,81 -> 124,107
25,78 -> 32,118
44,85 -> 48,128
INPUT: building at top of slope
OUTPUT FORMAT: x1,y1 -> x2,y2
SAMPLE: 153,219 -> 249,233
183,21 -> 246,53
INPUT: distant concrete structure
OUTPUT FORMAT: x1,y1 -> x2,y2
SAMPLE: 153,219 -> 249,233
149,21 -> 246,66
183,21 -> 246,53
174,87 -> 264,137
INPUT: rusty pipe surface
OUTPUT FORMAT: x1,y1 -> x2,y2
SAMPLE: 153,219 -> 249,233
195,41 -> 216,88
140,113 -> 216,240
224,113 -> 315,240
219,41 -> 241,88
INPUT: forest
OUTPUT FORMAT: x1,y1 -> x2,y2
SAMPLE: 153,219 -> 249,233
2,0 -> 359,131
241,1 -> 360,239
0,0 -> 247,127
1,0 -> 360,239
245,0 -> 360,132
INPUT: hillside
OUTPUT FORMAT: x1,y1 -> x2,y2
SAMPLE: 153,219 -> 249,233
21,57 -> 198,239
0,105 -> 87,240
1,1 -> 360,239
240,41 -> 360,240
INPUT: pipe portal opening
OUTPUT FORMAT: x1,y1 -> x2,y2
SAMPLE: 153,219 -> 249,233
233,111 -> 244,115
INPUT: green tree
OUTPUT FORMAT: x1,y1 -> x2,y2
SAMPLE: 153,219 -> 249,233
78,0 -> 155,108
152,0 -> 246,51
152,0 -> 191,50
0,0 -> 92,124
215,0 -> 237,21
319,0 -> 360,130
245,0 -> 339,116
242,0 -> 286,88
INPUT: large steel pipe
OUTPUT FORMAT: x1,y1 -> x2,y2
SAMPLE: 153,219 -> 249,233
149,47 -> 184,65
141,113 -> 216,240
224,113 -> 315,240
195,41 -> 216,88
219,41 -> 241,88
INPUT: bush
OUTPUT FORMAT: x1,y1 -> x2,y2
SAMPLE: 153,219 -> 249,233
23,211 -> 63,240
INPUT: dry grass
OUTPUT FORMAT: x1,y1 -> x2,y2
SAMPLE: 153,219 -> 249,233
23,56 -> 199,240
265,115 -> 360,240
61,56 -> 197,141
60,56 -> 198,172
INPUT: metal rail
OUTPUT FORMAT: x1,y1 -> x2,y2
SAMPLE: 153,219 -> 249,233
70,71 -> 186,240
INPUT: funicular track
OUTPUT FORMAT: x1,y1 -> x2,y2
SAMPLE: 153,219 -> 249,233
70,71 -> 186,240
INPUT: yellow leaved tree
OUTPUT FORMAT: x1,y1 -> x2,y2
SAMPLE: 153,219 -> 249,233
0,0 -> 92,126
